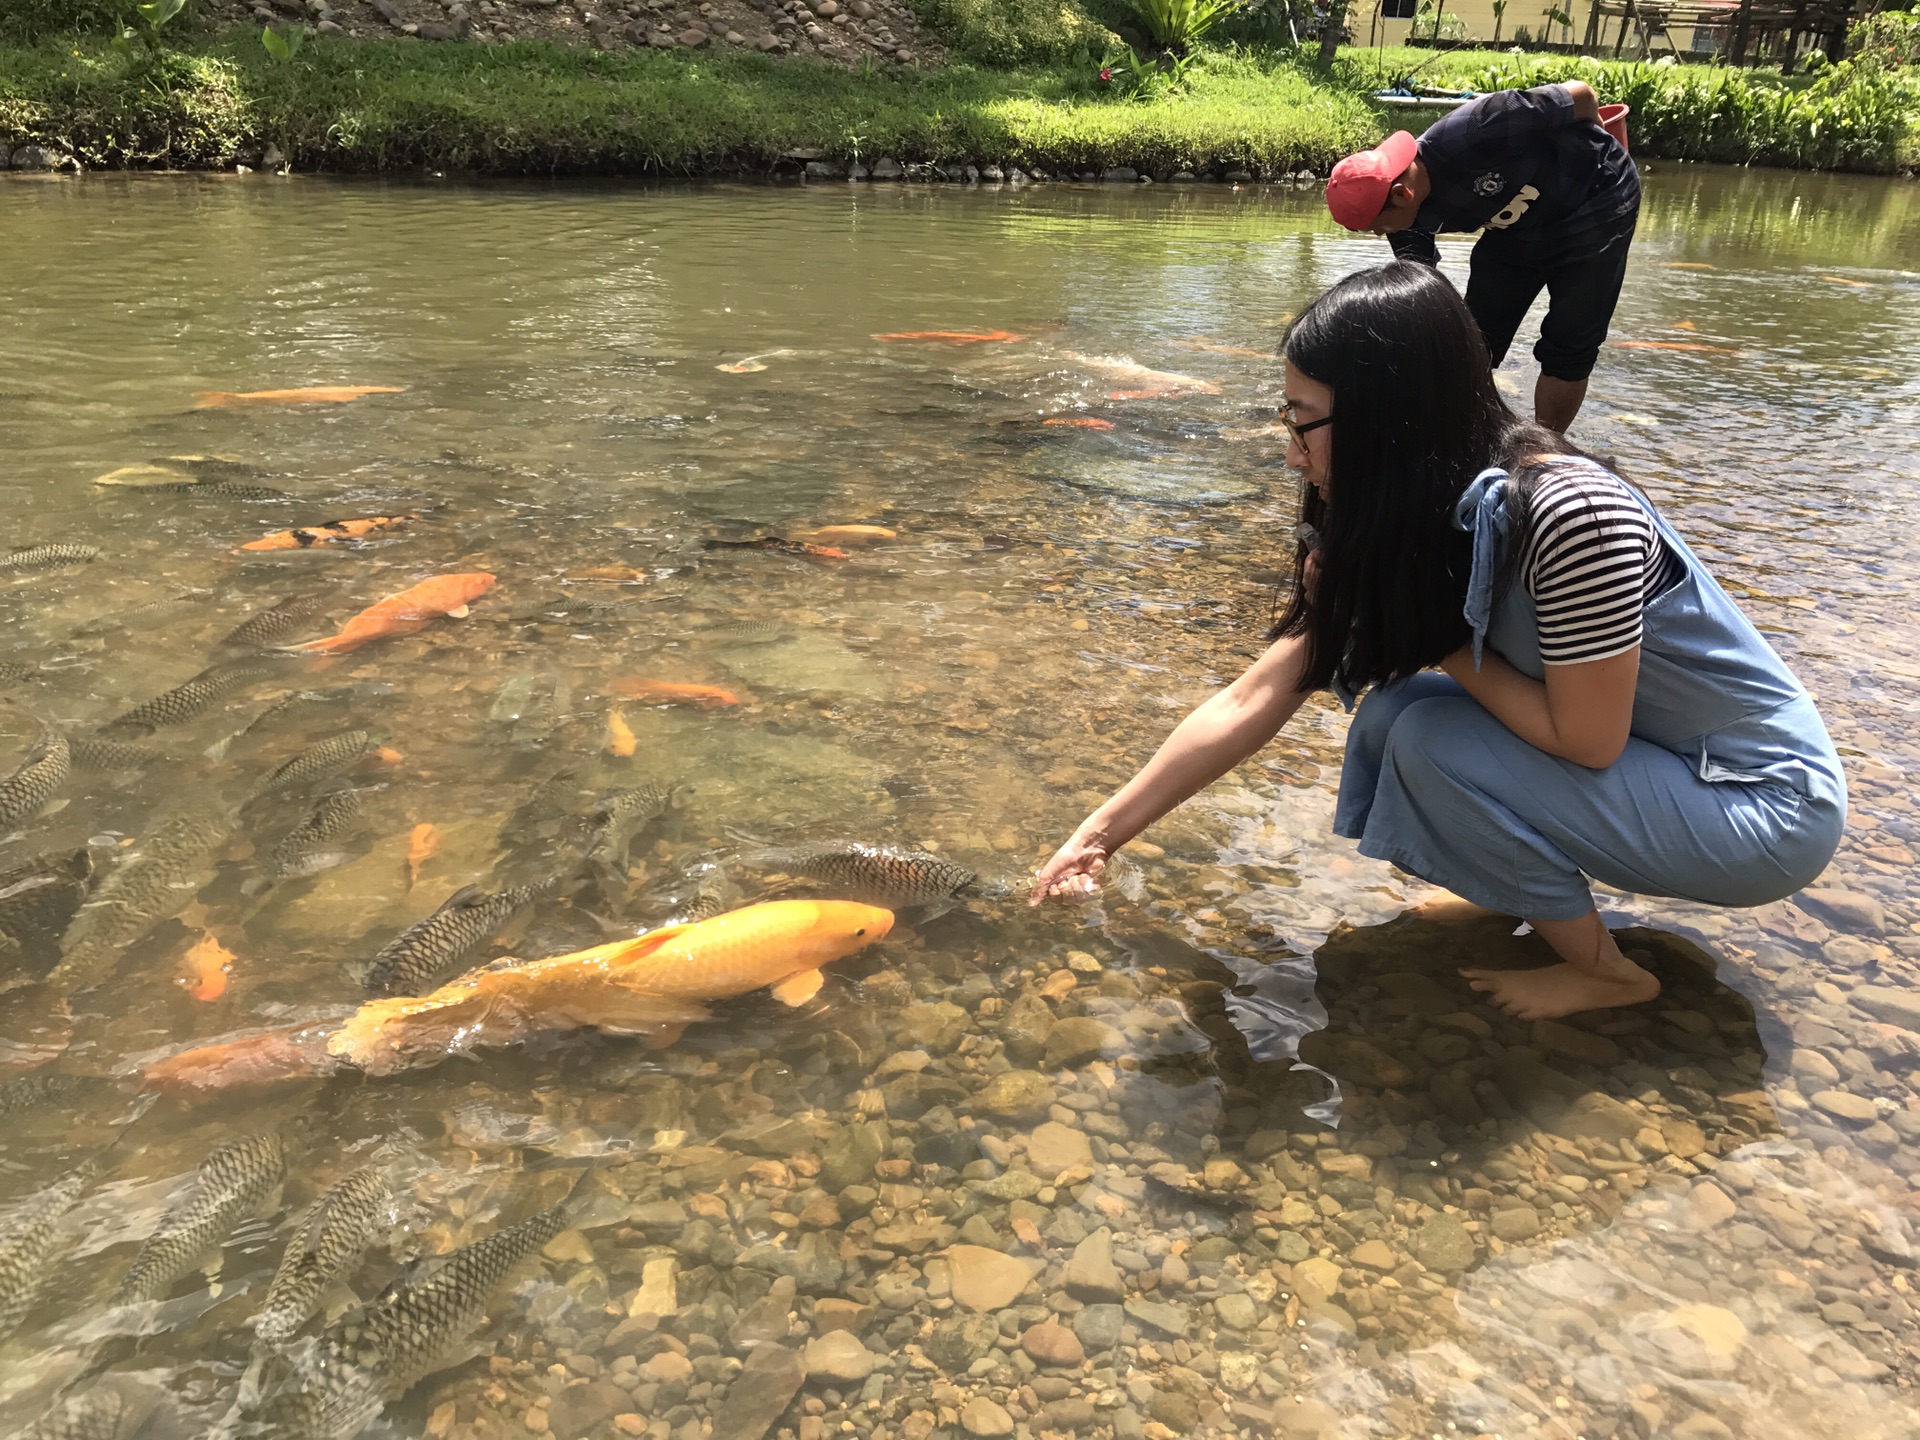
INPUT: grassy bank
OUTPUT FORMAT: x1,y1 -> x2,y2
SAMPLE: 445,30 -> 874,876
0,36 -> 1379,175
1,32 -> 1913,175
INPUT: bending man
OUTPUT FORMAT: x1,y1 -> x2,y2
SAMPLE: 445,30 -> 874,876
1326,83 -> 1637,432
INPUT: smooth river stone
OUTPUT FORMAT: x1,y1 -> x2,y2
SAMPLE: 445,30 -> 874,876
716,630 -> 888,700
1812,1088 -> 1878,1124
972,1070 -> 1057,1120
1026,1121 -> 1093,1179
1043,1016 -> 1123,1070
802,1330 -> 878,1382
1410,1216 -> 1475,1273
707,1344 -> 805,1440
1794,886 -> 1886,934
1063,1228 -> 1125,1302
945,1245 -> 1043,1311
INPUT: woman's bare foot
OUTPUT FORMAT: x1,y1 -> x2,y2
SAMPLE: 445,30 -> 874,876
1460,959 -> 1660,1019
1460,908 -> 1660,1019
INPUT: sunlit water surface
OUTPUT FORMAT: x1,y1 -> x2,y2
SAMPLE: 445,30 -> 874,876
0,169 -> 1917,1440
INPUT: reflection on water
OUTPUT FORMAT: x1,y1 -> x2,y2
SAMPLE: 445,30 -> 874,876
0,167 -> 1917,1438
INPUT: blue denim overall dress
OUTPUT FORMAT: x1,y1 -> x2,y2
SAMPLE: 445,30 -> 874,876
1332,462 -> 1847,921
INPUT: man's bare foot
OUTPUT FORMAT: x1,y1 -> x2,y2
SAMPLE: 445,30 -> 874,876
1460,959 -> 1661,1020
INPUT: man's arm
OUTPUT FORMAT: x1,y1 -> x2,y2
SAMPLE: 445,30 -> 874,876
1389,229 -> 1440,266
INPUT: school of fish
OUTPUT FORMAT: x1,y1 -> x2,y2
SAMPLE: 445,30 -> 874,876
0,328 -> 1251,1432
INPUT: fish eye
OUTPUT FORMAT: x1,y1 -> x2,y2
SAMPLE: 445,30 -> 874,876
856,928 -> 866,936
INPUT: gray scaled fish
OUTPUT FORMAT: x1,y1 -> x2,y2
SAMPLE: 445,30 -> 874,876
362,878 -> 557,998
112,1130 -> 289,1305
0,544 -> 99,575
48,808 -> 231,993
67,736 -> 164,773
249,731 -> 375,801
106,658 -> 278,734
0,848 -> 93,983
10,1385 -> 132,1440
253,790 -> 364,892
254,1163 -> 398,1345
487,668 -> 568,752
0,1158 -> 99,1340
0,727 -> 70,830
244,1177 -> 581,1438
218,595 -> 328,653
204,689 -> 356,763
582,782 -> 674,876
0,661 -> 40,688
739,840 -> 976,908
0,1070 -> 99,1118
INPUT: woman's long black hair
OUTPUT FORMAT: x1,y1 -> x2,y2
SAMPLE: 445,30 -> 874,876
1269,261 -> 1590,695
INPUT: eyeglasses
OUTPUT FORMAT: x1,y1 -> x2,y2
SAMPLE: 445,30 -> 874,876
1280,403 -> 1332,446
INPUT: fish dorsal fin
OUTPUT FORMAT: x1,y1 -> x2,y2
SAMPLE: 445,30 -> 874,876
447,605 -> 471,618
608,923 -> 691,963
770,969 -> 824,1007
436,885 -> 489,913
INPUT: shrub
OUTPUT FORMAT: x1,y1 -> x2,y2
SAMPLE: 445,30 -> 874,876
1458,52 -> 1916,170
1849,9 -> 1920,69
1,0 -> 132,43
899,0 -> 1117,63
1117,0 -> 1241,51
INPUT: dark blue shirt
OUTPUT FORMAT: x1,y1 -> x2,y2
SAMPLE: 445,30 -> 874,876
1388,85 -> 1638,266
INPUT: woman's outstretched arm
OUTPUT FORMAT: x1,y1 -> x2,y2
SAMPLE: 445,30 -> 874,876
1031,632 -> 1315,903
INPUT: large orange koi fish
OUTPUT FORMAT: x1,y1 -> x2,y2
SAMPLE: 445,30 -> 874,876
288,572 -> 495,654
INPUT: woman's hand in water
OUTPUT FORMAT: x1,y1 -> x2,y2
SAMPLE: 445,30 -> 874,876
1030,835 -> 1111,905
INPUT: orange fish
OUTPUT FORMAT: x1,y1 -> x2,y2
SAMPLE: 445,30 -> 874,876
610,678 -> 741,709
1820,275 -> 1875,287
327,900 -> 894,1074
802,525 -> 898,546
239,514 -> 419,551
191,386 -> 404,409
1671,320 -> 1697,332
1168,338 -> 1276,359
704,537 -> 848,562
872,330 -> 1024,344
178,933 -> 236,1002
607,707 -> 637,757
143,1022 -> 342,1095
288,572 -> 496,654
1613,340 -> 1742,355
406,823 -> 440,888
1066,352 -> 1221,399
570,566 -> 649,582
1665,262 -> 1716,270
1043,418 -> 1116,430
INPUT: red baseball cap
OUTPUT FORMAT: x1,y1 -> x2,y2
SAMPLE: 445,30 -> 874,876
1326,130 -> 1419,231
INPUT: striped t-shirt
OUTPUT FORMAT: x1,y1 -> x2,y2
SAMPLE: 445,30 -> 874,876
1518,465 -> 1685,664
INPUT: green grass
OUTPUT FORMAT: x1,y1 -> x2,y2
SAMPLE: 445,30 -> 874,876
0,35 -> 1382,174
0,32 -> 1912,175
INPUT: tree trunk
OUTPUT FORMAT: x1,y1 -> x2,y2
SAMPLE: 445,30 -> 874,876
1318,2 -> 1342,59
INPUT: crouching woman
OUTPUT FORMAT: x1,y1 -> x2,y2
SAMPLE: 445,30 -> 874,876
1031,261 -> 1845,1020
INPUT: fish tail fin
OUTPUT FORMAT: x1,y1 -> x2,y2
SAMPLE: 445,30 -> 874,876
191,392 -> 233,409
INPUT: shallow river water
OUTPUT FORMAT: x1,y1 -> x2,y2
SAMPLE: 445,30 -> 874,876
1,166 -> 1917,1440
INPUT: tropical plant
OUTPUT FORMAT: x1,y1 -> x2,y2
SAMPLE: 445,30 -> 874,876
113,0 -> 188,57
1119,0 -> 1242,52
1541,2 -> 1572,40
260,22 -> 305,61
1097,40 -> 1200,95
1491,0 -> 1506,41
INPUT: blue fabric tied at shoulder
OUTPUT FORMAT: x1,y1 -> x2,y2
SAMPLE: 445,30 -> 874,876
1453,466 -> 1511,670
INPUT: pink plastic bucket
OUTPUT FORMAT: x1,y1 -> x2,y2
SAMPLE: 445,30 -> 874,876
1599,102 -> 1631,151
